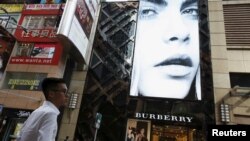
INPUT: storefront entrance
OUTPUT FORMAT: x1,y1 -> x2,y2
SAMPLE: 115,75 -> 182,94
0,108 -> 32,141
152,125 -> 203,141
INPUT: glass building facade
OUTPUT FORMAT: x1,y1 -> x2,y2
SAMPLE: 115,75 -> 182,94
75,1 -> 215,141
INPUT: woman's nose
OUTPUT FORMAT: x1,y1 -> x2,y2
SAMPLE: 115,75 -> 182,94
162,14 -> 190,44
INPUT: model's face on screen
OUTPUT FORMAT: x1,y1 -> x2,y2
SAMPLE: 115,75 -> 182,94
133,0 -> 199,98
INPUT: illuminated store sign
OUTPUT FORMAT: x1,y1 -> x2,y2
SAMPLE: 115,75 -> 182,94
8,79 -> 40,89
2,108 -> 33,118
17,110 -> 31,118
0,4 -> 24,13
135,113 -> 193,123
3,72 -> 47,90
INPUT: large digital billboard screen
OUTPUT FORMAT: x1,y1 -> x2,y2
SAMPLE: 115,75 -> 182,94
130,0 -> 201,100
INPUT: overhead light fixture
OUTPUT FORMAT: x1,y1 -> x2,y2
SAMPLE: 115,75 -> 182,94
220,104 -> 230,123
68,93 -> 78,109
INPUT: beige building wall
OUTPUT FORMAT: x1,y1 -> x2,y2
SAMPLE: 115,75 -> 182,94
0,49 -> 68,110
208,0 -> 250,125
57,4 -> 101,141
57,69 -> 87,141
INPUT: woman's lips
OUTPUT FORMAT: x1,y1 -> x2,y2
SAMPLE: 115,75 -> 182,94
154,55 -> 193,67
154,55 -> 193,77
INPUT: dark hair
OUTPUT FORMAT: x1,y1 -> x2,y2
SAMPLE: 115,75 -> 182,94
41,77 -> 66,99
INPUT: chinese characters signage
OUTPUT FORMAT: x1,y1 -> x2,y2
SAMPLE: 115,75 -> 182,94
20,29 -> 57,38
25,4 -> 61,10
3,72 -> 47,90
14,4 -> 63,42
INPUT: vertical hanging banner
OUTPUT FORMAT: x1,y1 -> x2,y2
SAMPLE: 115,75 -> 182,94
75,0 -> 93,38
57,0 -> 99,65
85,0 -> 98,18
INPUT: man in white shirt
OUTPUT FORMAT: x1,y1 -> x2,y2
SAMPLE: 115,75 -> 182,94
17,77 -> 69,141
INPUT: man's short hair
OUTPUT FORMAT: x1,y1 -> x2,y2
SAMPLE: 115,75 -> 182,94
41,77 -> 66,100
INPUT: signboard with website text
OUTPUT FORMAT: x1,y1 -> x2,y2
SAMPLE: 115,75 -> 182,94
10,43 -> 61,65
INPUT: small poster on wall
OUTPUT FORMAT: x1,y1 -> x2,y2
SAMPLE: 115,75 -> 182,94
125,119 -> 151,141
30,45 -> 55,58
75,0 -> 93,38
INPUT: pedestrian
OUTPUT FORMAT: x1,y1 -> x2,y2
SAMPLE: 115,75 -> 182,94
17,77 -> 69,141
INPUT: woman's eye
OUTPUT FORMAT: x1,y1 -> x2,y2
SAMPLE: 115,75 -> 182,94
139,8 -> 157,19
182,8 -> 198,16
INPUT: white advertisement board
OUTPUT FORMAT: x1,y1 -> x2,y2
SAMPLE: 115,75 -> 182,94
57,0 -> 100,64
129,0 -> 201,100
